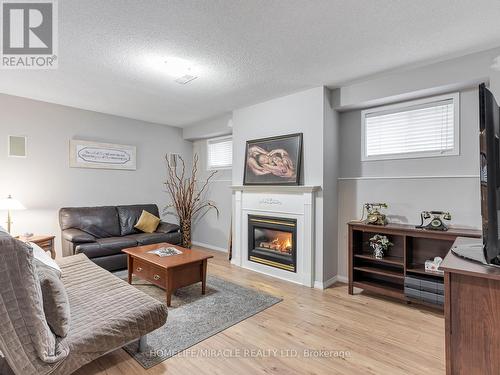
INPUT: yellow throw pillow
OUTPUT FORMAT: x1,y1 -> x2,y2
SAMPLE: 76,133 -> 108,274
134,210 -> 161,233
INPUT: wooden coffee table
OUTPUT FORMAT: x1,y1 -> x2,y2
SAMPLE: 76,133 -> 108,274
122,243 -> 213,306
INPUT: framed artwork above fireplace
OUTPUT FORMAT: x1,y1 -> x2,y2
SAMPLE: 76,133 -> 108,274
243,133 -> 303,186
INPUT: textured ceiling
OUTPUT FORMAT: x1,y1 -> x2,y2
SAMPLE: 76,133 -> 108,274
1,0 -> 500,127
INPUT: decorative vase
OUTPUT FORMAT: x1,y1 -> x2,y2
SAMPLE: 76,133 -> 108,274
368,234 -> 393,259
180,219 -> 192,249
165,154 -> 219,251
372,243 -> 384,259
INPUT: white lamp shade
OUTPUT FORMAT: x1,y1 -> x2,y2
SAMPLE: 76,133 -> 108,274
0,196 -> 26,210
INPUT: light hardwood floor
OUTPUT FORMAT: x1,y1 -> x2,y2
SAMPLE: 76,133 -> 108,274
74,248 -> 445,375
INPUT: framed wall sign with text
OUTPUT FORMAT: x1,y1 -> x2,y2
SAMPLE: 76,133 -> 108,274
69,140 -> 137,170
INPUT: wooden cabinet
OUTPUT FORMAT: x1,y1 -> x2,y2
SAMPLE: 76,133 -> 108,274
441,242 -> 500,375
348,222 -> 480,307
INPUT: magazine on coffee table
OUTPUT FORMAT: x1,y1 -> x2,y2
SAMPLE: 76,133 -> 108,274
147,247 -> 183,257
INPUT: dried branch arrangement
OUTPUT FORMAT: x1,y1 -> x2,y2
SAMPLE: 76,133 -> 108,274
164,154 -> 219,248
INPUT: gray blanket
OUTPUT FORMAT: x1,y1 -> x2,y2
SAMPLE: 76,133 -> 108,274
0,234 -> 168,375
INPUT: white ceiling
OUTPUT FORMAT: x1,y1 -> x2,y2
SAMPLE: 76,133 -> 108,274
1,0 -> 500,127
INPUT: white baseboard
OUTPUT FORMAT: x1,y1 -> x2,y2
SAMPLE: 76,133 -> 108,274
314,274 -> 348,289
314,275 -> 338,289
336,275 -> 348,283
192,241 -> 228,253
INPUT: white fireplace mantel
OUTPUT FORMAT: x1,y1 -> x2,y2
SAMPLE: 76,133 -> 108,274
231,185 -> 320,287
231,185 -> 320,193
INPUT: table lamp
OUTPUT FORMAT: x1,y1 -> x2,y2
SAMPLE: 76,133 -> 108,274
0,195 -> 26,233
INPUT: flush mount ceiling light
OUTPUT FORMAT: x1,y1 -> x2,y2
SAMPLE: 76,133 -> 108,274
164,57 -> 198,84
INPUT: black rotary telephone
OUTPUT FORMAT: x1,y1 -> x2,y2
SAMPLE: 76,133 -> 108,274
416,211 -> 451,231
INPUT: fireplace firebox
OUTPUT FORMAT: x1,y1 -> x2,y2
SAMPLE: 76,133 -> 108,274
248,215 -> 297,272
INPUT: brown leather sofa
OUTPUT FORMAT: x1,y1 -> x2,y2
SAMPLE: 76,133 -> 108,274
59,204 -> 181,271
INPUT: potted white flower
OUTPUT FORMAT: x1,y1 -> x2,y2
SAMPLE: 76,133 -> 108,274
369,234 -> 393,259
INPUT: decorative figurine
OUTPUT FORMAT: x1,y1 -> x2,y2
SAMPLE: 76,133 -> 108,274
416,211 -> 451,231
425,257 -> 444,274
369,234 -> 393,259
361,203 -> 388,226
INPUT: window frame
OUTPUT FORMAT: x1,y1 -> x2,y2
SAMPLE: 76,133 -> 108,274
360,93 -> 460,162
206,135 -> 233,171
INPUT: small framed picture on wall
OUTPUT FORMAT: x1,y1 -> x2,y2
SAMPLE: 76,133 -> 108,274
243,133 -> 303,185
8,135 -> 27,158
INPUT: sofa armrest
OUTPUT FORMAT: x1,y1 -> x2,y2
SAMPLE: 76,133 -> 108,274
62,228 -> 96,243
156,221 -> 180,234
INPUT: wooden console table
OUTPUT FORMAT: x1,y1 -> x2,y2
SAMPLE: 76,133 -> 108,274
441,239 -> 500,375
348,222 -> 480,307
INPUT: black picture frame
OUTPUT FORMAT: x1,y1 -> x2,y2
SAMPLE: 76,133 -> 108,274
243,133 -> 303,186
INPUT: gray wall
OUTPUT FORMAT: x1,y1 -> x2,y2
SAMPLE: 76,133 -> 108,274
333,47 -> 500,110
183,113 -> 232,141
339,88 -> 479,178
323,89 -> 340,281
191,139 -> 232,251
336,87 -> 481,279
0,94 -> 193,256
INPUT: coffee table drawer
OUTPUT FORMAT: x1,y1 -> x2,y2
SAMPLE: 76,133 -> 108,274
133,259 -> 151,277
133,260 -> 166,287
145,265 -> 166,287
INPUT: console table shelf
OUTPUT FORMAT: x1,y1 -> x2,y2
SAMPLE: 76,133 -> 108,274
353,265 -> 404,279
348,221 -> 481,308
353,253 -> 404,266
406,265 -> 444,278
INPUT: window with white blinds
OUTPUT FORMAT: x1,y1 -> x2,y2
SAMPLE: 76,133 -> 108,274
207,136 -> 232,169
361,93 -> 460,161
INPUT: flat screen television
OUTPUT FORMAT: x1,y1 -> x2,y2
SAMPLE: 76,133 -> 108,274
452,83 -> 500,266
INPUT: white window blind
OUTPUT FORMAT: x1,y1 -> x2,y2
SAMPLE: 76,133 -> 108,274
207,136 -> 232,169
362,93 -> 459,161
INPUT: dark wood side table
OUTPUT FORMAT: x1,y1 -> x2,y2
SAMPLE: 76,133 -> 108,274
17,235 -> 56,259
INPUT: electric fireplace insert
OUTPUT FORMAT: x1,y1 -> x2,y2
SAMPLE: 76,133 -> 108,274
248,214 -> 297,272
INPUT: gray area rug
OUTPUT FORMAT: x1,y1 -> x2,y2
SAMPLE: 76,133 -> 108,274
114,271 -> 281,369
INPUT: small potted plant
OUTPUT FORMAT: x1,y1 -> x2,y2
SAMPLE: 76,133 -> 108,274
369,234 -> 393,259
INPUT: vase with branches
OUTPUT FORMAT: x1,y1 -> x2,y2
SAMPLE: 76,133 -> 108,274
164,154 -> 219,248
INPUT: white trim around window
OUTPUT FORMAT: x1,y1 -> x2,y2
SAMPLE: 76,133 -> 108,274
207,135 -> 233,170
361,93 -> 460,161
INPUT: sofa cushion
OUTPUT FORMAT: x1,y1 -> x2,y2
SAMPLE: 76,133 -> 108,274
126,231 -> 182,246
74,242 -> 100,257
134,210 -> 161,233
156,222 -> 180,234
117,204 -> 160,236
37,267 -> 71,338
59,206 -> 121,237
80,224 -> 114,239
75,237 -> 137,258
62,228 -> 96,243
91,253 -> 128,272
31,242 -> 62,278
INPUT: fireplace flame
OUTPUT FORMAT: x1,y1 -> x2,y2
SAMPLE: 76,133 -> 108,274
259,233 -> 293,253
